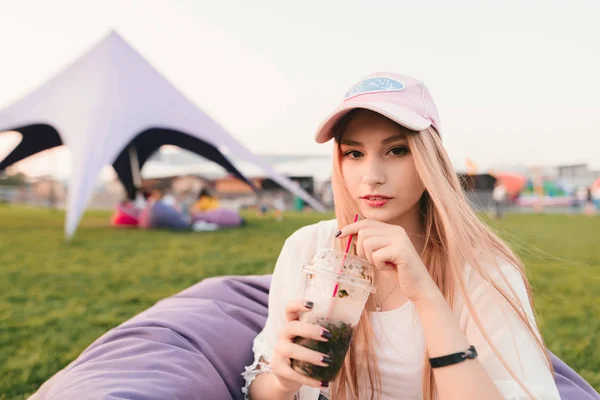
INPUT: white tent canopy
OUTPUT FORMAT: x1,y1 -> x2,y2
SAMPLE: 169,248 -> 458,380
0,31 -> 324,238
0,131 -> 21,162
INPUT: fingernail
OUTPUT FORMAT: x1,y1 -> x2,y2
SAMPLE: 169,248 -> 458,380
322,355 -> 332,365
304,301 -> 314,309
321,381 -> 329,388
334,230 -> 342,237
321,330 -> 332,340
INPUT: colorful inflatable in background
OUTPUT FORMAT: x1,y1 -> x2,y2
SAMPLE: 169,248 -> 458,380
517,178 -> 573,207
492,173 -> 527,201
491,172 -> 582,207
522,179 -> 569,197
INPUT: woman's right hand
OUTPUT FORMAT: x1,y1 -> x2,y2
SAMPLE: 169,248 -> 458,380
270,299 -> 333,393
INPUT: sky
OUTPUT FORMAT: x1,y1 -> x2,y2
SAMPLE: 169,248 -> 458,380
1,0 -> 599,177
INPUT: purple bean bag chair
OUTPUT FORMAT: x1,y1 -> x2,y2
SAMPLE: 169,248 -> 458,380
30,275 -> 599,400
138,201 -> 190,230
192,208 -> 243,228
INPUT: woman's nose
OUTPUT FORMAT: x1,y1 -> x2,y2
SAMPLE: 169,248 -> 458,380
362,162 -> 386,187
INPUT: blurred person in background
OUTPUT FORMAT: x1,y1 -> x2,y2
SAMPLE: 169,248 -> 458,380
584,186 -> 596,216
492,181 -> 508,219
192,187 -> 220,213
273,194 -> 286,222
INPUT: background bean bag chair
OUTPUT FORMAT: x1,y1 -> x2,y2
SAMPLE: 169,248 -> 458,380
138,201 -> 190,230
191,208 -> 243,228
110,203 -> 141,227
29,275 -> 599,400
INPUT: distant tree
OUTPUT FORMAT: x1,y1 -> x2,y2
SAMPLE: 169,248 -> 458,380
0,172 -> 28,186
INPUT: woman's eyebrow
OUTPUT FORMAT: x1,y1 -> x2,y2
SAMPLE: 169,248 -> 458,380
340,139 -> 363,146
341,134 -> 406,147
381,134 -> 407,145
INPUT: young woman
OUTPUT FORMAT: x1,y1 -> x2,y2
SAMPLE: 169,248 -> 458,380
242,72 -> 560,399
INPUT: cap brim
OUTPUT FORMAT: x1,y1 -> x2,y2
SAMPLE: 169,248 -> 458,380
314,101 -> 432,144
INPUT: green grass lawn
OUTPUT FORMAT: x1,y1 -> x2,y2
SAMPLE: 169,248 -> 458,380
0,205 -> 598,398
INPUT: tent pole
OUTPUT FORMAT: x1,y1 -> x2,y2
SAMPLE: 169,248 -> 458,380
128,145 -> 142,191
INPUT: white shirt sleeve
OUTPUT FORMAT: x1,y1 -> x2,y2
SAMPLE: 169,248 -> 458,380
458,259 -> 561,400
242,221 -> 335,400
241,235 -> 303,398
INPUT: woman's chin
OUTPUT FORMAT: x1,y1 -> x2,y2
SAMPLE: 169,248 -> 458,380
359,207 -> 397,223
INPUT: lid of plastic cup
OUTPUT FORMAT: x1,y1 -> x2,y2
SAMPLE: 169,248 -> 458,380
302,248 -> 375,290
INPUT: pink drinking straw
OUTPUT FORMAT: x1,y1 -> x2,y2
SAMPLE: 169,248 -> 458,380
331,214 -> 360,298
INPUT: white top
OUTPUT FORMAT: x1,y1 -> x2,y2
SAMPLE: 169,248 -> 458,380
242,219 -> 561,400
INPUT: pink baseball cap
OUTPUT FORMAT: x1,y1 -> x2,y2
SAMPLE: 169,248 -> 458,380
314,72 -> 441,143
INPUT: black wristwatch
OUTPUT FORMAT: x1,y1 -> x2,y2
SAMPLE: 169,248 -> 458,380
429,345 -> 478,369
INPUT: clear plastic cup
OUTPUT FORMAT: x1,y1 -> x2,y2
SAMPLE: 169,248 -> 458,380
291,248 -> 375,381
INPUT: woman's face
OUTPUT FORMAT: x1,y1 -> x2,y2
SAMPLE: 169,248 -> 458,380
339,110 -> 425,226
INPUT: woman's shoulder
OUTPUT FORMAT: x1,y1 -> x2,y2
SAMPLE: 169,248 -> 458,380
455,251 -> 532,318
461,251 -> 525,292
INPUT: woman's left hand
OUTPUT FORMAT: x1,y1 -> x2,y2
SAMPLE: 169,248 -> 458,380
337,219 -> 439,303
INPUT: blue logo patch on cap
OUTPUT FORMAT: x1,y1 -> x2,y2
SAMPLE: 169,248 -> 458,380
344,77 -> 405,99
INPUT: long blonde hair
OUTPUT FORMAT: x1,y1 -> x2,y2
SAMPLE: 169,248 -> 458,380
329,110 -> 553,400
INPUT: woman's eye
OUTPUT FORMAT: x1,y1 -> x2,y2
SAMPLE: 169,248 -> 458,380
389,146 -> 409,156
344,150 -> 364,159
